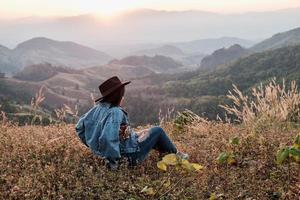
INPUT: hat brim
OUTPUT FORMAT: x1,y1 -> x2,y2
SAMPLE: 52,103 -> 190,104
94,81 -> 131,102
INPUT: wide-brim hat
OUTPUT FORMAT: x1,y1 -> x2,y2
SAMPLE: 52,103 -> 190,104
94,76 -> 131,102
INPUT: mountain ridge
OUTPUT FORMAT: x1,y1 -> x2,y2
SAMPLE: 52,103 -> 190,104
251,27 -> 300,52
0,37 -> 113,74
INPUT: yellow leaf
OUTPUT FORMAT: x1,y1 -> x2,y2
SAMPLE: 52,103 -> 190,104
181,159 -> 193,171
209,193 -> 216,200
162,153 -> 178,165
227,156 -> 236,165
191,163 -> 204,171
163,179 -> 171,188
140,186 -> 155,196
157,161 -> 167,171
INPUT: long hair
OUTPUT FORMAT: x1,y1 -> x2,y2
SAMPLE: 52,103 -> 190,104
100,86 -> 125,107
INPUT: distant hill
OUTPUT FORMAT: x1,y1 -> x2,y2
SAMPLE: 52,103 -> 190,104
0,37 -> 112,74
135,45 -> 185,57
2,44 -> 300,125
0,45 -> 16,74
167,45 -> 300,98
13,63 -> 81,82
200,44 -> 250,71
173,37 -> 254,54
251,27 -> 300,52
13,37 -> 112,69
109,55 -> 183,73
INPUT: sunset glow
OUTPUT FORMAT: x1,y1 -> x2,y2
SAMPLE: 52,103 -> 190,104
1,0 -> 300,18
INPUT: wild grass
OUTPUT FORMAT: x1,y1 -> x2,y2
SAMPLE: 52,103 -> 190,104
220,79 -> 300,132
0,79 -> 299,199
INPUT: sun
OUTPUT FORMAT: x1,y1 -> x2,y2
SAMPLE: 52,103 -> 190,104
78,1 -> 139,17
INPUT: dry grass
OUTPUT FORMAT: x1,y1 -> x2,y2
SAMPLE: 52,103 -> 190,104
1,79 -> 299,199
220,79 -> 300,132
0,121 -> 299,199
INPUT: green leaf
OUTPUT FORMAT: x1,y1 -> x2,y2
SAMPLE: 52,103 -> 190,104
217,152 -> 229,164
162,153 -> 178,165
157,161 -> 167,171
229,136 -> 240,145
276,148 -> 289,165
289,147 -> 300,157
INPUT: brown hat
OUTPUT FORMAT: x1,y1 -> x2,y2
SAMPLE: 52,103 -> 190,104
94,76 -> 131,102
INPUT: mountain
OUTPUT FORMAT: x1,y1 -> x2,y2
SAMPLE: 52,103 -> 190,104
134,44 -> 206,66
200,44 -> 250,70
251,27 -> 300,52
2,44 -> 300,125
134,45 -> 185,57
0,37 -> 113,74
167,45 -> 300,98
0,45 -> 15,74
173,37 -> 254,54
109,55 -> 183,73
1,61 -> 155,114
12,37 -> 112,69
1,8 -> 300,49
13,63 -> 81,82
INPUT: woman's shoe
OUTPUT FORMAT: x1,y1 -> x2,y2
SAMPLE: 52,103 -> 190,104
176,151 -> 189,160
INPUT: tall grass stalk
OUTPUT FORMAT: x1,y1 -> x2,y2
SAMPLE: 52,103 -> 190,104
30,86 -> 45,125
220,79 -> 300,131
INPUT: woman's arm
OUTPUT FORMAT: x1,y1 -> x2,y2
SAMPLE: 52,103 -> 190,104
99,108 -> 123,170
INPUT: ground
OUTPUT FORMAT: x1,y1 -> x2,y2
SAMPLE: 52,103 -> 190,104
0,121 -> 299,199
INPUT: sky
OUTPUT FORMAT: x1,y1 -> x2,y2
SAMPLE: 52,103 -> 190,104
1,0 -> 300,19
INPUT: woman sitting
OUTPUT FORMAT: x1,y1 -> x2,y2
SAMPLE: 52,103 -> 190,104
75,76 -> 188,170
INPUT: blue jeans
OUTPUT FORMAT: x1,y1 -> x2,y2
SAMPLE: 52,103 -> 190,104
124,126 -> 177,165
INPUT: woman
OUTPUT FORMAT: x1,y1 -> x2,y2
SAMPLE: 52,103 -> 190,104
75,76 -> 188,170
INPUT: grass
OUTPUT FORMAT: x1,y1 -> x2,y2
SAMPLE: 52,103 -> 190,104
1,79 -> 299,199
0,122 -> 299,199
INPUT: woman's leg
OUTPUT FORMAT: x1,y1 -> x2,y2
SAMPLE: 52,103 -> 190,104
133,126 -> 177,162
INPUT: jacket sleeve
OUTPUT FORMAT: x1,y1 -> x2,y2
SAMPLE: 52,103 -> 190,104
99,108 -> 123,169
75,114 -> 88,146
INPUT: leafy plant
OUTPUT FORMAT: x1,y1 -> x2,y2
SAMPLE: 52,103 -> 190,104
141,153 -> 203,199
217,136 -> 240,166
173,109 -> 206,133
276,132 -> 300,165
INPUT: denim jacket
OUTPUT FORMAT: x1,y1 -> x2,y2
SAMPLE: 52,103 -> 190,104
75,102 -> 139,165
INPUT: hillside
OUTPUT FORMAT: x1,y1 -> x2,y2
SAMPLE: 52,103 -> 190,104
13,63 -> 81,82
0,62 -> 155,120
13,37 -> 112,69
0,37 -> 112,74
131,44 -> 300,123
167,45 -> 300,98
0,45 -> 16,74
251,27 -> 300,52
200,44 -> 250,71
2,45 -> 300,126
109,55 -> 183,73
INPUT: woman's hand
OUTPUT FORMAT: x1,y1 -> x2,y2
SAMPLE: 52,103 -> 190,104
136,129 -> 150,142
